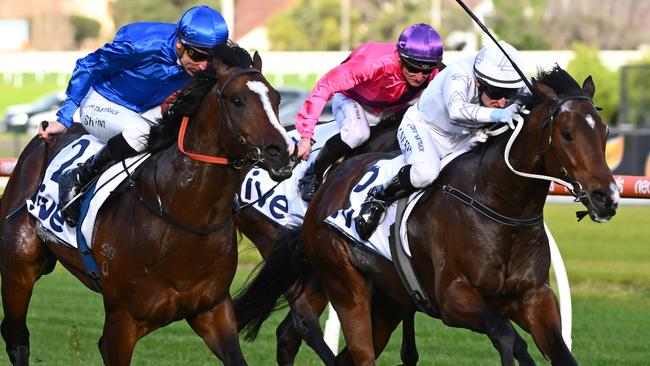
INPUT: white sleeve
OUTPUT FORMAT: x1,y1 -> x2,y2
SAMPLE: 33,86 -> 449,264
443,71 -> 497,127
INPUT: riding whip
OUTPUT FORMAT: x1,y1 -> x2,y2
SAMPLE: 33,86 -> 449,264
455,0 -> 536,95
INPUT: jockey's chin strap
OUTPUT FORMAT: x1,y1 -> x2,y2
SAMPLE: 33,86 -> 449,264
503,96 -> 594,203
177,68 -> 265,169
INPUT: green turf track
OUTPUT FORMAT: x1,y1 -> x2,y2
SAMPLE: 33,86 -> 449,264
0,204 -> 648,365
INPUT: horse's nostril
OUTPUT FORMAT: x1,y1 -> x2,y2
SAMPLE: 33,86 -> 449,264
591,189 -> 616,210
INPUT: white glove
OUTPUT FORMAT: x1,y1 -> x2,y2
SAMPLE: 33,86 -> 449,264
489,103 -> 529,129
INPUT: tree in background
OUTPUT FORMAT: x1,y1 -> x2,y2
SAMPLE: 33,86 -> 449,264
268,0 -> 473,51
617,56 -> 650,127
112,0 -> 209,29
267,0 -> 346,51
566,43 -> 619,124
489,0 -> 549,50
69,15 -> 101,48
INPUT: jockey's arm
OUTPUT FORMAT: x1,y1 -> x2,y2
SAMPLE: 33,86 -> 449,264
443,72 -> 497,126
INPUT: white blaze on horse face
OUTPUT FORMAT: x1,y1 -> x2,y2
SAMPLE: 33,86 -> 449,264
561,101 -> 596,129
246,81 -> 295,154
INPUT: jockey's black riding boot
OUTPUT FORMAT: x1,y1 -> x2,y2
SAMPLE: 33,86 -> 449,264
58,133 -> 137,227
299,134 -> 351,202
355,165 -> 416,241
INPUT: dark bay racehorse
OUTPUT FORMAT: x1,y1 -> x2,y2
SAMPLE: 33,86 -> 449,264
235,66 -> 618,365
0,50 -> 294,365
234,110 -> 419,366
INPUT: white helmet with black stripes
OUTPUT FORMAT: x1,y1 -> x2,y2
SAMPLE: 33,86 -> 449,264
473,41 -> 526,89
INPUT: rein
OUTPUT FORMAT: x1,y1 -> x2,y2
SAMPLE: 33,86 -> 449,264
132,68 -> 267,235
444,95 -> 595,227
177,68 -> 265,169
504,95 -> 595,198
124,155 -> 234,236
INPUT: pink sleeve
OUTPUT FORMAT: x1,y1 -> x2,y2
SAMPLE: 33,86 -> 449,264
295,57 -> 383,139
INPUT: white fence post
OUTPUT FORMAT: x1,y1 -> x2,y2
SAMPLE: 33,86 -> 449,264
544,222 -> 573,350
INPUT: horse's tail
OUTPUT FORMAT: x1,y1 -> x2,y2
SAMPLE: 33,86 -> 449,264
233,226 -> 313,341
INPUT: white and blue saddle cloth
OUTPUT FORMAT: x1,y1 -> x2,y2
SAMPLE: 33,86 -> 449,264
26,135 -> 149,249
240,123 -> 468,261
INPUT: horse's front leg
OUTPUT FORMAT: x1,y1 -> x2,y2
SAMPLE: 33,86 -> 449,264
514,286 -> 576,366
187,296 -> 247,366
99,306 -> 143,366
438,277 -> 518,366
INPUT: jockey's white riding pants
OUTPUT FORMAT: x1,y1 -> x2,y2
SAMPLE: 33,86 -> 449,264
398,114 -> 477,188
78,88 -> 161,152
332,93 -> 382,148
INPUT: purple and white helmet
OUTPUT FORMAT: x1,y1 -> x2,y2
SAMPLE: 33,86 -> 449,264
396,23 -> 444,66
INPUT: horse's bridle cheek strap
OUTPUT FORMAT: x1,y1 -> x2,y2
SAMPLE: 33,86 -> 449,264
215,68 -> 269,167
176,68 -> 267,167
543,97 -> 594,197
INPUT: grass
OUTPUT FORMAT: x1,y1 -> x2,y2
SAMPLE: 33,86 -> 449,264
0,204 -> 648,365
2,73 -> 649,364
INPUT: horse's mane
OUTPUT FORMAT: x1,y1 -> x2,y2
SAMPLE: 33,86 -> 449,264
515,64 -> 585,111
146,43 -> 255,153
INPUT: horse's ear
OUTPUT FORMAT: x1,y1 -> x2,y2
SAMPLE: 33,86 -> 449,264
582,75 -> 595,98
253,51 -> 262,72
533,78 -> 559,104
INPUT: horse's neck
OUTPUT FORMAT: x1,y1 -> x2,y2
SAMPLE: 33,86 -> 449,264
474,123 -> 551,216
145,148 -> 239,222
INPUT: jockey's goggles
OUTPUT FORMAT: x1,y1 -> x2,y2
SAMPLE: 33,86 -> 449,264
185,45 -> 211,62
478,80 -> 518,100
400,57 -> 437,75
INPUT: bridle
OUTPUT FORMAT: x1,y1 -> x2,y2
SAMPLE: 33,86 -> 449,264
539,95 -> 595,201
177,68 -> 267,169
504,94 -> 596,201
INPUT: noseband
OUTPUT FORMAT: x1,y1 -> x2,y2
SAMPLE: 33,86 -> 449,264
177,68 -> 269,169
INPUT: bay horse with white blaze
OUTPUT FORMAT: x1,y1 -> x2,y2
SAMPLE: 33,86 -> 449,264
0,49 -> 294,365
236,66 -> 618,365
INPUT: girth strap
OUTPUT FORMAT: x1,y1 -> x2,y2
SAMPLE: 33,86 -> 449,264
442,185 -> 543,226
389,197 -> 438,317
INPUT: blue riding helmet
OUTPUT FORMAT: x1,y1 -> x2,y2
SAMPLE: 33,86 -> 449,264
176,5 -> 229,49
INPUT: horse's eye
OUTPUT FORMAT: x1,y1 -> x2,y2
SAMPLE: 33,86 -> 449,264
230,95 -> 243,107
561,130 -> 574,142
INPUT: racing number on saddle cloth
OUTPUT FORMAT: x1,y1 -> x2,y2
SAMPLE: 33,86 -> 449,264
330,165 -> 381,229
50,139 -> 91,183
27,136 -> 99,241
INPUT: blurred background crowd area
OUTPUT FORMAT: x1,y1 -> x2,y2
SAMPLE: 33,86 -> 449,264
0,0 -> 649,153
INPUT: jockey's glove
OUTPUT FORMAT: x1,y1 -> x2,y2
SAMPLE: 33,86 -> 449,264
489,103 -> 529,129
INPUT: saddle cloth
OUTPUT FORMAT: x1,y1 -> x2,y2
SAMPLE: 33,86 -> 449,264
26,135 -> 149,249
239,121 -> 341,227
242,124 -> 469,261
